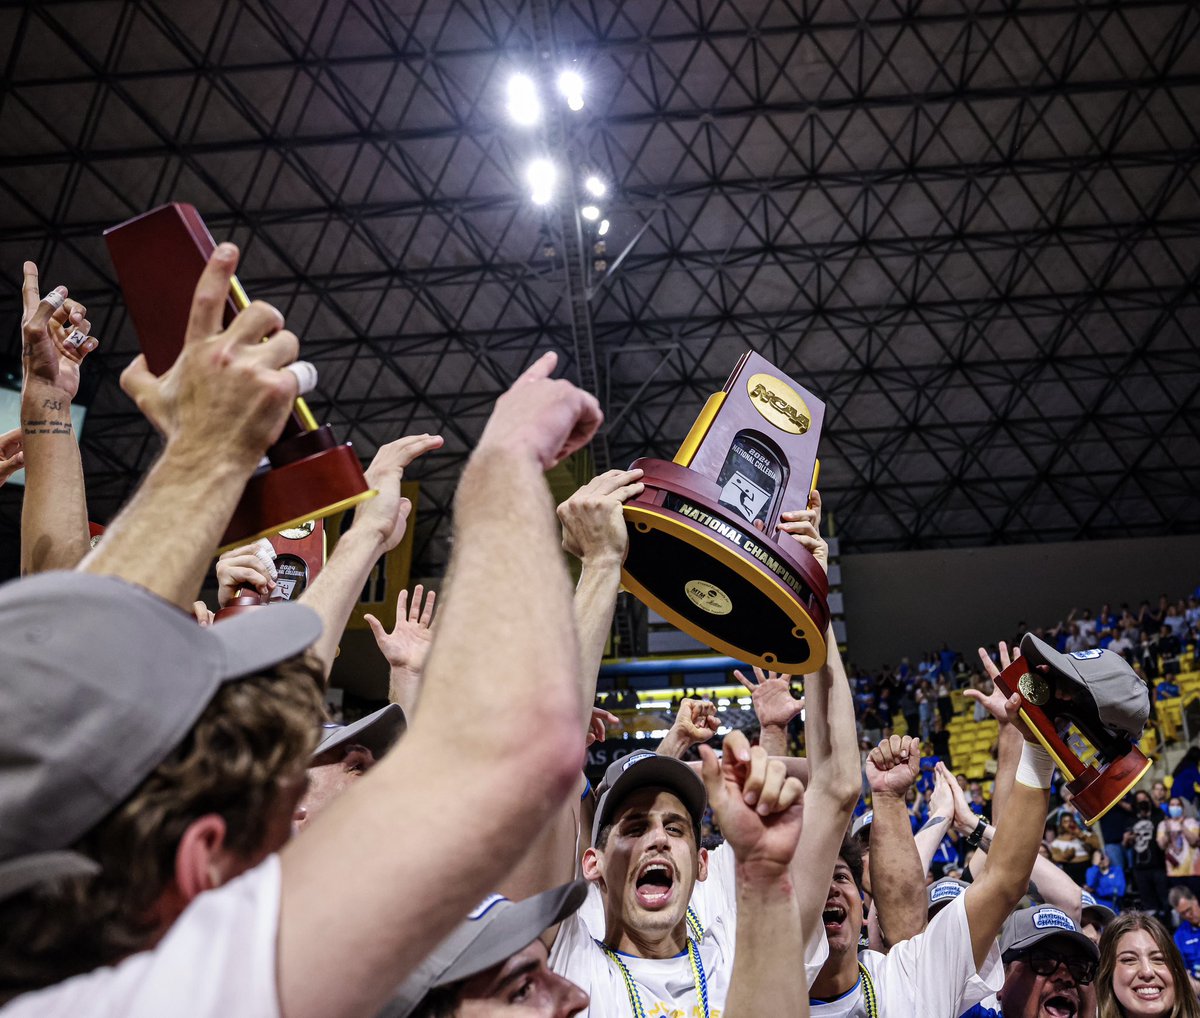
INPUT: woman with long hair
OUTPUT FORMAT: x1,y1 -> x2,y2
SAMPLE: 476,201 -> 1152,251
1096,912 -> 1200,1017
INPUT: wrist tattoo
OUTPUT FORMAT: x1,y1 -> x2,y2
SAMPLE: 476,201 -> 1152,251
918,815 -> 947,833
22,417 -> 72,436
41,398 -> 64,412
977,832 -> 993,852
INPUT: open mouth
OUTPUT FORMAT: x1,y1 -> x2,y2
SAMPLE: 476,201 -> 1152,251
822,904 -> 847,932
1042,994 -> 1078,1018
1133,986 -> 1164,1002
634,861 -> 675,909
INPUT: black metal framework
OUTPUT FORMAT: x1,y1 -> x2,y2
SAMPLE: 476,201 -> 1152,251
1,0 -> 1198,578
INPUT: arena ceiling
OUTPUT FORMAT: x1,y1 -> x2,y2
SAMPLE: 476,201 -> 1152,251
2,0 -> 1199,578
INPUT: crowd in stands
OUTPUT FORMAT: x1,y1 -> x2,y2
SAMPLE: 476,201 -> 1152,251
4,252 -> 1200,1018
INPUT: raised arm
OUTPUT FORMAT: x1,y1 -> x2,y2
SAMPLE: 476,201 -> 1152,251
489,469 -> 646,904
558,468 -> 644,712
299,434 -> 442,683
867,735 -> 930,947
657,697 -> 720,759
82,244 -> 301,609
734,665 -> 805,758
277,351 -> 601,1018
963,642 -> 1054,970
699,730 -> 808,1018
19,262 -> 100,574
364,585 -> 438,716
914,764 -> 956,877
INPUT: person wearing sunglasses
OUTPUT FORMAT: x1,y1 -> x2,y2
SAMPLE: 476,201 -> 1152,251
961,904 -> 1099,1018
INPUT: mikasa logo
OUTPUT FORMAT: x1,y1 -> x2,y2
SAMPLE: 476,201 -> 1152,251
746,373 -> 811,435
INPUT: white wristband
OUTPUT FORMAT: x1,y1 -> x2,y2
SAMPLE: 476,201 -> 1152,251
1014,741 -> 1055,789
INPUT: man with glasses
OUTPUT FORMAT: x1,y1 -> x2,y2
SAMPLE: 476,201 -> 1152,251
960,905 -> 1099,1018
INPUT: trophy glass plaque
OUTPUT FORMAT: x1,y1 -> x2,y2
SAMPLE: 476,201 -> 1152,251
621,352 -> 830,672
995,633 -> 1152,825
104,203 -> 376,550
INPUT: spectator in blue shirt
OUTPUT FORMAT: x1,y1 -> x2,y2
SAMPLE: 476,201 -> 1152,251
1084,849 -> 1126,912
1173,747 -> 1200,805
1157,677 -> 1180,700
1168,885 -> 1200,994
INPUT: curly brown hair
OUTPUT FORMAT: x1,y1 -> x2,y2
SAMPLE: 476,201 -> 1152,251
0,653 -> 325,1000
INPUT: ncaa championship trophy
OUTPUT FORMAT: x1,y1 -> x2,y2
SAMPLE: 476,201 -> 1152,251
995,632 -> 1152,825
621,351 -> 830,672
104,203 -> 376,550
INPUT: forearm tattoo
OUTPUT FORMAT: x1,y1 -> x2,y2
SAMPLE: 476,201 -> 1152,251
22,416 -> 72,436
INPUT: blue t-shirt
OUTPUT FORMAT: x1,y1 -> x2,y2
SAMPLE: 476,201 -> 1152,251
1176,921 -> 1200,979
960,1005 -> 1001,1018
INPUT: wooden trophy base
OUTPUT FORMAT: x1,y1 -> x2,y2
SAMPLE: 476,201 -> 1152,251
994,654 -> 1153,826
621,458 -> 829,673
220,427 -> 375,550
1066,747 -> 1153,825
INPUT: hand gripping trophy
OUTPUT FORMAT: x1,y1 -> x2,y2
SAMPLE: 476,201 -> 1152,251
995,633 -> 1152,825
620,351 -> 830,673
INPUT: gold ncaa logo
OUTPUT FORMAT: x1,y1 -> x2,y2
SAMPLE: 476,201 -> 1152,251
746,373 -> 810,435
279,520 -> 316,540
684,580 -> 733,616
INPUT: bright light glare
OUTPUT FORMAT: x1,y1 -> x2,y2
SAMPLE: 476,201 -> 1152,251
558,70 -> 584,111
527,159 -> 557,204
507,73 -> 541,126
580,204 -> 600,221
598,219 -> 610,237
584,175 -> 606,197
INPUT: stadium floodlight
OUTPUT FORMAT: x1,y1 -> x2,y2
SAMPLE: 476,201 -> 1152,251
580,205 -> 600,221
584,175 -> 606,197
558,70 -> 584,111
507,73 -> 541,126
598,218 -> 610,236
527,158 -> 557,204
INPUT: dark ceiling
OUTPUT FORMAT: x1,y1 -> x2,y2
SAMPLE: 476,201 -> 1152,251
2,0 -> 1199,577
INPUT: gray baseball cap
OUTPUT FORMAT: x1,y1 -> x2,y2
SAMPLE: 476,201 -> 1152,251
1000,905 -> 1099,961
314,703 -> 407,760
381,881 -> 588,1018
591,751 -> 706,847
1080,890 -> 1116,925
851,810 -> 874,840
0,571 -> 322,902
928,877 -> 969,916
1020,633 -> 1150,740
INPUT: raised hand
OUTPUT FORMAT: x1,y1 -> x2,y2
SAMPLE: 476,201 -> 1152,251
118,243 -> 300,466
357,434 -> 444,551
476,351 -> 602,470
776,489 -> 828,573
0,429 -> 23,486
699,729 -> 804,870
216,539 -> 277,606
586,706 -> 620,747
557,468 -> 644,564
734,665 -> 805,729
365,585 -> 438,674
866,734 -> 922,798
927,761 -> 955,821
21,261 -> 100,401
964,642 -> 1030,737
672,697 -> 720,745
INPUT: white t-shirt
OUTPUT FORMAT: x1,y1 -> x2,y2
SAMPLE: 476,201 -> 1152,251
0,855 -> 280,1017
557,842 -> 827,1018
809,894 -> 1002,1018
